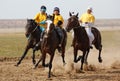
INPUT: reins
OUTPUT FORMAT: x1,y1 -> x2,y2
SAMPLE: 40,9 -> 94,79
27,23 -> 38,40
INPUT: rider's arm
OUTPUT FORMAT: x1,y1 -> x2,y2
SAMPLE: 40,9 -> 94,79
39,21 -> 46,24
90,15 -> 95,23
34,13 -> 39,23
57,15 -> 64,27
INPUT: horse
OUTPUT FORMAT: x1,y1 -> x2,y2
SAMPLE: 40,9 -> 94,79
15,19 -> 41,66
65,12 -> 102,70
34,16 -> 67,78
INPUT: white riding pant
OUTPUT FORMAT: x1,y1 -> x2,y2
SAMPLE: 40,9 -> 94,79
81,23 -> 95,46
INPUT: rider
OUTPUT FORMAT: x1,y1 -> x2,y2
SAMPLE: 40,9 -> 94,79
34,5 -> 47,34
79,7 -> 95,49
34,5 -> 47,48
52,7 -> 64,47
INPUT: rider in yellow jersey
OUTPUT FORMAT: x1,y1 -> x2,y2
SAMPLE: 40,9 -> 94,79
79,7 -> 95,49
53,7 -> 64,28
33,5 -> 47,49
52,7 -> 64,52
34,5 -> 47,32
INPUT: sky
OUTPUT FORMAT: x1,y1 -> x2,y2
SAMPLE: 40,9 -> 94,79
0,0 -> 120,19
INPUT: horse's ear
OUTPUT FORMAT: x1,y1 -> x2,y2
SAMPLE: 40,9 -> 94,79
69,12 -> 72,17
76,13 -> 79,17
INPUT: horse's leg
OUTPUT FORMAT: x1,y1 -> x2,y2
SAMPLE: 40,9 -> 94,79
74,48 -> 81,63
61,47 -> 66,66
34,54 -> 43,69
32,49 -> 36,65
61,31 -> 67,66
84,48 -> 90,64
48,53 -> 54,78
42,52 -> 48,67
95,43 -> 103,63
80,51 -> 86,70
15,46 -> 29,66
98,46 -> 102,63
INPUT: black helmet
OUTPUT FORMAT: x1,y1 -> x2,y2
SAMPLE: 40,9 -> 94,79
54,7 -> 60,12
40,5 -> 46,12
40,5 -> 46,10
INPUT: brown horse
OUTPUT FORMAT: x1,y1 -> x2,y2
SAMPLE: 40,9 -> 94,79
65,12 -> 102,70
15,19 -> 41,66
34,17 -> 67,78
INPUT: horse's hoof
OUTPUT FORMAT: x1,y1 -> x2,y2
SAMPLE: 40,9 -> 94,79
99,59 -> 102,63
33,66 -> 37,69
84,61 -> 88,65
34,64 -> 38,69
33,60 -> 36,65
90,46 -> 93,49
98,58 -> 102,63
63,62 -> 67,66
79,70 -> 85,73
14,64 -> 18,67
48,75 -> 51,78
14,63 -> 19,67
74,60 -> 78,63
78,56 -> 82,61
76,69 -> 85,73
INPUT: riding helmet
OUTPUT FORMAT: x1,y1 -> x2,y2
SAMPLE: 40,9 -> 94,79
40,5 -> 46,12
54,7 -> 60,12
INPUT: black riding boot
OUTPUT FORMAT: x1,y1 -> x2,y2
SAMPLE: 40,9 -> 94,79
33,30 -> 44,51
40,31 -> 45,42
55,27 -> 64,53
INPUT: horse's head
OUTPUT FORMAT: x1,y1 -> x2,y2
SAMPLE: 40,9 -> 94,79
47,15 -> 54,21
45,19 -> 55,35
25,19 -> 37,37
65,12 -> 79,32
45,15 -> 55,35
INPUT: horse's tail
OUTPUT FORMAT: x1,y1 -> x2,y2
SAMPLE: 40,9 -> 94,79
92,27 -> 102,50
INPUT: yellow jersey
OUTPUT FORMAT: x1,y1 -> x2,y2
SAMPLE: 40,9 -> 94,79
53,14 -> 64,27
80,13 -> 95,23
34,12 -> 47,28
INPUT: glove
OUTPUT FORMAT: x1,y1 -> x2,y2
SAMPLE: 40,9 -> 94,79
57,20 -> 63,26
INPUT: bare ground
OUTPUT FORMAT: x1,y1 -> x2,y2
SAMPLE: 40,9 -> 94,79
0,47 -> 120,81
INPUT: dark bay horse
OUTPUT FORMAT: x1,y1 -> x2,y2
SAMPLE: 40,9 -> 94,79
34,18 -> 67,78
65,12 -> 102,70
15,19 -> 41,66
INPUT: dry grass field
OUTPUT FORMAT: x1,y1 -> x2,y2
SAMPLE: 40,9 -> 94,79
0,19 -> 120,81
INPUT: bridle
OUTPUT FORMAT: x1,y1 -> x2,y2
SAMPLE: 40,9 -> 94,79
68,16 -> 82,30
27,22 -> 38,39
31,22 -> 38,33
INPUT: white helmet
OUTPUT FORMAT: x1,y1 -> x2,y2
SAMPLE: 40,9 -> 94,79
87,7 -> 93,11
